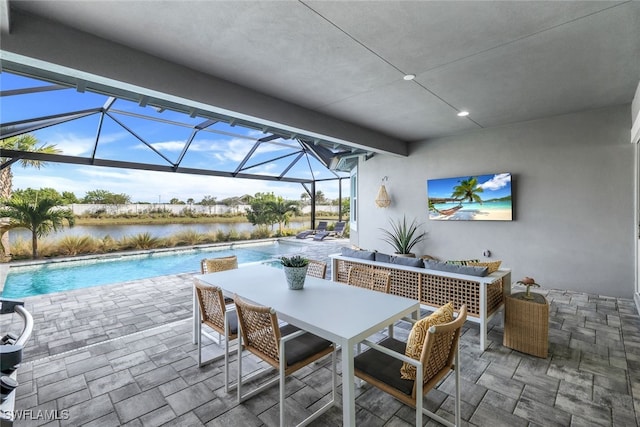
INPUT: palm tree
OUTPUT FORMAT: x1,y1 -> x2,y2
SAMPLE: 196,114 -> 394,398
1,134 -> 61,199
0,195 -> 75,259
1,134 -> 62,258
268,198 -> 300,234
451,177 -> 484,204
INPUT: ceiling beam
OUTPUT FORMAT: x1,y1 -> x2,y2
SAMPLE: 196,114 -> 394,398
0,149 -> 320,184
0,84 -> 68,97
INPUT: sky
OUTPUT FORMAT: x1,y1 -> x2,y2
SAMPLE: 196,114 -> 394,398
1,72 -> 348,203
426,173 -> 512,200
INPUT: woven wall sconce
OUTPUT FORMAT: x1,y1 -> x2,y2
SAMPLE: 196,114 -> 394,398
375,176 -> 391,208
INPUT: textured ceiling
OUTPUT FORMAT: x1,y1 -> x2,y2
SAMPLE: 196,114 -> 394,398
4,1 -> 640,144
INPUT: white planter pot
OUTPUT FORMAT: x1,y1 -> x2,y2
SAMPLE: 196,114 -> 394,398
283,265 -> 308,290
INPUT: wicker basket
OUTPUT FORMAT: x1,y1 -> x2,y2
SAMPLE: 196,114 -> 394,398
503,292 -> 549,358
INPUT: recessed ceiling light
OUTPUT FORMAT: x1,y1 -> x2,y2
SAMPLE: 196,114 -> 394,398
403,74 -> 416,81
457,111 -> 470,117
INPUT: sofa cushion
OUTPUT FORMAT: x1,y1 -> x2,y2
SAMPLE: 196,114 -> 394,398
340,247 -> 375,261
374,252 -> 393,264
468,260 -> 502,273
400,302 -> 455,380
424,260 -> 488,277
355,338 -> 413,395
391,256 -> 424,268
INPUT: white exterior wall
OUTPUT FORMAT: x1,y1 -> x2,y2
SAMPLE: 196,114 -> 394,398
69,204 -> 339,216
354,105 -> 634,298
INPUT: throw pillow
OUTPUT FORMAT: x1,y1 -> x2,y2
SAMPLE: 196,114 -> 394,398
391,256 -> 424,268
468,260 -> 502,274
400,302 -> 455,380
374,252 -> 393,264
445,259 -> 479,265
340,247 -> 375,260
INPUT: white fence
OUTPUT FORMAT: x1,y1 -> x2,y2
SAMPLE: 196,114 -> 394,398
68,204 -> 340,216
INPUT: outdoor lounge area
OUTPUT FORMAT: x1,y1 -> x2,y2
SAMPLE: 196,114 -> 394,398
1,238 -> 638,426
1,2 -> 640,426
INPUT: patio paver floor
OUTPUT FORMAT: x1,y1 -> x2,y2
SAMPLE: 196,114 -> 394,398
2,238 -> 639,426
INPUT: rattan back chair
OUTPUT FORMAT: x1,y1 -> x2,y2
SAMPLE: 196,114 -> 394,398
306,259 -> 327,279
200,255 -> 238,274
234,295 -> 337,426
347,266 -> 392,293
200,255 -> 237,304
347,265 -> 372,289
194,281 -> 238,391
354,305 -> 468,427
348,265 -> 394,343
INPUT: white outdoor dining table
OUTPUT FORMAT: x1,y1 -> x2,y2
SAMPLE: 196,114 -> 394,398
193,264 -> 420,426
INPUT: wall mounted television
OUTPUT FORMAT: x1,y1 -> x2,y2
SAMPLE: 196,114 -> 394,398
427,172 -> 512,221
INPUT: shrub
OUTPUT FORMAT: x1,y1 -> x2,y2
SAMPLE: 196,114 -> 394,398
227,229 -> 240,241
275,228 -> 297,237
98,235 -> 120,253
11,238 -> 57,259
215,230 -> 227,242
57,235 -> 98,256
121,232 -> 162,250
250,226 -> 271,239
171,229 -> 205,246
91,208 -> 107,218
8,238 -> 34,260
181,207 -> 198,218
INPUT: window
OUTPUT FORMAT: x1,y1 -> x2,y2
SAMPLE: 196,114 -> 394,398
350,166 -> 357,231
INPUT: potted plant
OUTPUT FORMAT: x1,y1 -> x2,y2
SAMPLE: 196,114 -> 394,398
379,215 -> 427,257
280,255 -> 310,290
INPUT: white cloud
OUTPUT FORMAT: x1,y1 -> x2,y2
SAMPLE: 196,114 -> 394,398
479,173 -> 511,191
47,131 -> 127,156
211,137 -> 256,163
208,137 -> 300,163
48,134 -> 94,156
144,141 -> 187,152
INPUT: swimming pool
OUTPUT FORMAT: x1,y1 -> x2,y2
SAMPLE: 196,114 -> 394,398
1,240 -> 309,299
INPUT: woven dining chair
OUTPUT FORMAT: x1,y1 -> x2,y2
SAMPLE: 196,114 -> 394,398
200,255 -> 238,274
200,255 -> 238,304
306,259 -> 327,279
234,295 -> 337,426
348,265 -> 394,346
354,305 -> 467,427
194,281 -> 238,392
347,265 -> 392,293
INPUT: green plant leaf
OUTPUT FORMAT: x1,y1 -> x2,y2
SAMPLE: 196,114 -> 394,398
379,215 -> 426,254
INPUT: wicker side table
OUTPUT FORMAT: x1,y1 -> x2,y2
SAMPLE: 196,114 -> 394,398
503,292 -> 549,358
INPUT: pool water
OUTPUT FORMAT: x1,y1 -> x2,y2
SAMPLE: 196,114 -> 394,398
1,241 -> 301,298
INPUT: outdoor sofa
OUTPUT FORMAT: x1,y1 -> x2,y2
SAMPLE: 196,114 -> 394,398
329,248 -> 512,350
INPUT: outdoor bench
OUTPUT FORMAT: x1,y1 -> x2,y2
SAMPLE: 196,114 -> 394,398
329,253 -> 511,350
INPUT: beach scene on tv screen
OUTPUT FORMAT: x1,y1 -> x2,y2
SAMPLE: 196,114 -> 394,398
427,173 -> 512,221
